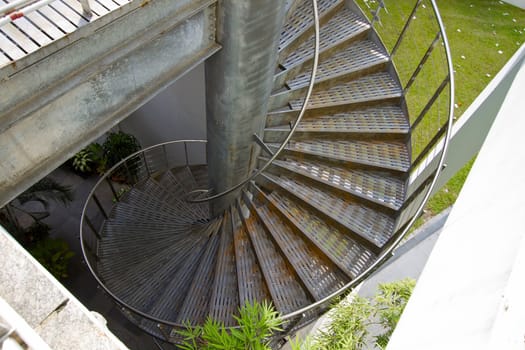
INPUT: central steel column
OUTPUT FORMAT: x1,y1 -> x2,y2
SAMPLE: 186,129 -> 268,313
206,0 -> 287,215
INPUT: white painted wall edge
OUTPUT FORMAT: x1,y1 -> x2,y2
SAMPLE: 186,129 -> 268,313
387,52 -> 525,350
502,0 -> 525,9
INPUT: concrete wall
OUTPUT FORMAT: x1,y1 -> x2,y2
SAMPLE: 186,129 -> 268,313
119,63 -> 207,147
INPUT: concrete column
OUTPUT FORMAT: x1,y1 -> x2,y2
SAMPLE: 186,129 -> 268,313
205,0 -> 287,216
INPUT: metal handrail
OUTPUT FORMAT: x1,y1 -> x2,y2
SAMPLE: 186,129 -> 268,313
80,0 -> 455,336
0,0 -> 91,27
80,140 -> 209,328
279,0 -> 455,322
186,0 -> 320,204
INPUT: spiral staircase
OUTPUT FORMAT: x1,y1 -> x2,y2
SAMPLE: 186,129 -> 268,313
80,0 -> 453,345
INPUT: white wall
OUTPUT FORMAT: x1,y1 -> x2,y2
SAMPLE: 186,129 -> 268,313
119,63 -> 206,147
503,0 -> 525,9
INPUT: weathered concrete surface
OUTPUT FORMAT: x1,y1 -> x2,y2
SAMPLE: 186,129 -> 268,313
205,0 -> 287,215
0,227 -> 128,349
0,0 -> 219,207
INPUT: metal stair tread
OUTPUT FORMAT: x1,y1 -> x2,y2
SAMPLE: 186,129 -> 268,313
263,156 -> 406,210
101,218 -> 189,234
176,231 -> 221,326
254,203 -> 347,300
109,201 -> 184,224
287,72 -> 402,110
285,39 -> 389,90
172,167 -> 210,218
138,177 -> 203,220
190,165 -> 210,190
231,206 -> 271,307
265,105 -> 409,135
279,0 -> 342,51
262,173 -> 395,248
267,139 -> 410,172
102,233 -> 202,299
263,190 -> 377,278
208,211 -> 239,326
97,230 -> 194,281
120,187 -> 195,222
240,210 -> 312,315
123,234 -> 211,315
279,8 -> 370,69
143,230 -> 216,322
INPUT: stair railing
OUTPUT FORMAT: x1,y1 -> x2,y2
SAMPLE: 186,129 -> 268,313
186,0 -> 321,204
80,140 -> 209,333
0,0 -> 91,27
274,0 -> 455,328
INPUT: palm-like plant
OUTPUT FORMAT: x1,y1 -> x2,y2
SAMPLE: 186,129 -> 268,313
1,177 -> 74,241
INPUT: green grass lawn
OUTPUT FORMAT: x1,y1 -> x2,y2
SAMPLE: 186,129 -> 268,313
356,0 -> 525,222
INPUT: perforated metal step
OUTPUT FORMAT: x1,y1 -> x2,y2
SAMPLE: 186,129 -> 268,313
287,72 -> 402,110
262,173 -> 395,249
267,139 -> 410,172
262,189 -> 377,279
254,203 -> 348,300
264,105 -> 409,139
265,156 -> 406,210
279,8 -> 370,69
279,0 -> 342,51
240,210 -> 313,314
286,40 -> 389,90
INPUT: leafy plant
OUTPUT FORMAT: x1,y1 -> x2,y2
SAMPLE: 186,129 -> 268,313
71,142 -> 107,174
305,296 -> 372,350
297,278 -> 416,350
374,278 -> 415,349
72,149 -> 94,173
177,300 -> 282,350
23,221 -> 51,246
0,177 -> 75,280
29,237 -> 75,280
17,178 -> 74,210
103,131 -> 141,169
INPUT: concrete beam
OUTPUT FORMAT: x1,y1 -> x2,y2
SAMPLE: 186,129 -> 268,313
0,227 -> 128,349
0,0 -> 219,206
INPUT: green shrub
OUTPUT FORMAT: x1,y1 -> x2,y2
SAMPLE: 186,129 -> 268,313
23,221 -> 51,246
374,279 -> 415,349
72,149 -> 94,173
103,131 -> 141,169
177,300 -> 282,350
297,278 -> 416,350
29,237 -> 75,280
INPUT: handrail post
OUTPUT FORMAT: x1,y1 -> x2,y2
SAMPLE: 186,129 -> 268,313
142,151 -> 151,177
92,194 -> 108,219
390,0 -> 423,56
106,178 -> 119,203
162,144 -> 169,170
183,142 -> 189,167
404,31 -> 442,93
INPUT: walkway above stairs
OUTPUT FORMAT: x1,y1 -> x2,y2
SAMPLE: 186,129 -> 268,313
0,0 -> 219,206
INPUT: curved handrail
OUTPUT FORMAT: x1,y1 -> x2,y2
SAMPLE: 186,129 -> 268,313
186,0 -> 321,204
80,140 -> 208,328
80,0 -> 455,335
279,0 -> 455,321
